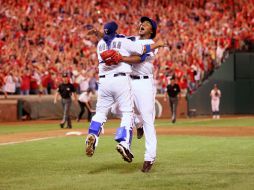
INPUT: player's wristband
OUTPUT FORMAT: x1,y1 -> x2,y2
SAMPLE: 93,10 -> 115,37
140,53 -> 149,62
145,45 -> 151,53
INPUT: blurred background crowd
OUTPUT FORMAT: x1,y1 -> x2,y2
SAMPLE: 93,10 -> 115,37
0,0 -> 253,97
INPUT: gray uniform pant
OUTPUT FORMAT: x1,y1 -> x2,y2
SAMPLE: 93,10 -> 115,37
169,97 -> 178,121
61,98 -> 72,127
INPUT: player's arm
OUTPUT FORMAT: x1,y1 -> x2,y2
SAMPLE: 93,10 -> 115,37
126,39 -> 166,55
143,40 -> 167,53
86,29 -> 104,39
121,54 -> 150,64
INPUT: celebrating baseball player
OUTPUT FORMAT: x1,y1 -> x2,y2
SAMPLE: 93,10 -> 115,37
85,21 -> 166,163
99,17 -> 163,172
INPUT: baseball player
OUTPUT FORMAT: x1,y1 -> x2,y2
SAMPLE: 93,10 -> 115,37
85,21 -> 165,163
100,17 -> 162,172
210,84 -> 221,119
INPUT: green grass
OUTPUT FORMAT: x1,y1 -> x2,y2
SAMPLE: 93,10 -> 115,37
0,135 -> 254,190
1,117 -> 254,135
156,117 -> 254,127
1,118 -> 254,190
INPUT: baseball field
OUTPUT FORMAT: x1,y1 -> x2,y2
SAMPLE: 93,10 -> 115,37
0,117 -> 254,190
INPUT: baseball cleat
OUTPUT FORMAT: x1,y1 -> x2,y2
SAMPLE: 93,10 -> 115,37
141,161 -> 154,173
116,144 -> 134,163
136,127 -> 144,139
85,134 -> 96,157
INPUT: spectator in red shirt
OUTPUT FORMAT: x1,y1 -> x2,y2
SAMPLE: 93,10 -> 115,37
20,69 -> 31,95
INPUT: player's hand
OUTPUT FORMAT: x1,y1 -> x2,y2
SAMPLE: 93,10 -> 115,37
86,29 -> 103,38
155,39 -> 168,48
54,99 -> 57,104
86,29 -> 97,36
164,97 -> 167,102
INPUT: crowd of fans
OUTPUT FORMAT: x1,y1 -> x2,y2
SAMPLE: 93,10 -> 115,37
0,0 -> 254,98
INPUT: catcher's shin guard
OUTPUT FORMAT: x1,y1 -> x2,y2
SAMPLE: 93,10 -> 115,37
115,127 -> 133,145
114,127 -> 127,142
88,121 -> 102,136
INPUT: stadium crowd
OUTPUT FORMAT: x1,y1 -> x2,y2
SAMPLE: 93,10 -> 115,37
0,0 -> 253,97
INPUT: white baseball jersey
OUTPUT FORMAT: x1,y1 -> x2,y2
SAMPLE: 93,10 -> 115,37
130,36 -> 158,162
91,36 -> 148,150
210,89 -> 221,101
131,36 -> 158,75
97,36 -> 145,75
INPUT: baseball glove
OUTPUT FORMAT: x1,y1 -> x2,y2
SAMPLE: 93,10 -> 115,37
100,50 -> 123,66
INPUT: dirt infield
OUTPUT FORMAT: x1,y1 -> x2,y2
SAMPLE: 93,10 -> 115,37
1,120 -> 254,144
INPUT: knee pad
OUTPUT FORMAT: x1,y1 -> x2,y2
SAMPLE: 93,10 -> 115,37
115,127 -> 127,142
88,121 -> 102,136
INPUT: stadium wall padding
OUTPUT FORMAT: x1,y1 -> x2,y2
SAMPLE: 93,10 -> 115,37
0,95 -> 188,121
188,52 -> 254,115
0,100 -> 18,121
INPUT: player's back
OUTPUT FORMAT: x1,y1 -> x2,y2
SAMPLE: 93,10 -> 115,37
97,36 -> 143,76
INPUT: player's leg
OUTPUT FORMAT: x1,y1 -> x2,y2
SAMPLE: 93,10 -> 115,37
113,76 -> 134,162
131,78 -> 157,171
85,79 -> 114,157
133,113 -> 144,139
110,103 -> 122,118
211,100 -> 216,119
215,100 -> 220,119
